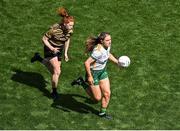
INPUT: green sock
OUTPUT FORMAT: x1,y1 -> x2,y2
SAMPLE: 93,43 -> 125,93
99,107 -> 106,116
101,108 -> 106,113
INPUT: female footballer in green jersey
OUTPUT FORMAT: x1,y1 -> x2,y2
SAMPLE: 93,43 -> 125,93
31,7 -> 74,99
72,32 -> 119,119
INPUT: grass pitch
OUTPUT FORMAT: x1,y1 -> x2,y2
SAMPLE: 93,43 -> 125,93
0,0 -> 180,129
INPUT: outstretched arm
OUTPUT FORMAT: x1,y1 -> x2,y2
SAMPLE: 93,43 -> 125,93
109,53 -> 118,65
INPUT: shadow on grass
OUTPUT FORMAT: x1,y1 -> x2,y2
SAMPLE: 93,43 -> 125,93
11,68 -> 98,115
51,93 -> 99,115
11,68 -> 51,99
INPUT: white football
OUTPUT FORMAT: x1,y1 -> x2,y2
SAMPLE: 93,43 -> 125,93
118,56 -> 131,67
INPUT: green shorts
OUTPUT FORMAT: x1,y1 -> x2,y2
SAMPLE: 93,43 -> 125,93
86,69 -> 108,86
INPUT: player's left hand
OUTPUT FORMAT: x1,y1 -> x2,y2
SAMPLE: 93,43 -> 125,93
68,29 -> 73,34
65,55 -> 69,62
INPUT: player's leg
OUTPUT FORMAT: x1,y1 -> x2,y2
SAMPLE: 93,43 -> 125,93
89,84 -> 102,102
41,57 -> 54,74
71,70 -> 102,101
99,77 -> 112,119
71,77 -> 101,102
31,52 -> 43,63
49,57 -> 61,99
100,78 -> 111,111
31,52 -> 54,74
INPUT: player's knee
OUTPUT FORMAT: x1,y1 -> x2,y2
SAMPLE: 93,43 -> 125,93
104,91 -> 111,100
94,95 -> 101,102
53,68 -> 61,76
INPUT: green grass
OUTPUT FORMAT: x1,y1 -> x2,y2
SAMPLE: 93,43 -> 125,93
0,0 -> 180,129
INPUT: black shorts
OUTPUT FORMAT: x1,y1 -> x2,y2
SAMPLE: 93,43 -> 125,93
44,45 -> 64,61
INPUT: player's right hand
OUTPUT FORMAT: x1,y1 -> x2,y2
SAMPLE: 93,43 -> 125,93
88,76 -> 94,86
52,47 -> 60,54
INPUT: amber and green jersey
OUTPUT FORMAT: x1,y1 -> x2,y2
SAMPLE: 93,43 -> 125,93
45,23 -> 73,47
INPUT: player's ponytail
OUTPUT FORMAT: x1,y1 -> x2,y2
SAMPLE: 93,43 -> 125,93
85,32 -> 110,53
57,7 -> 69,17
57,7 -> 74,24
85,36 -> 99,53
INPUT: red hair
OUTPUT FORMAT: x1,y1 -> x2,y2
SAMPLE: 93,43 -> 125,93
57,7 -> 74,24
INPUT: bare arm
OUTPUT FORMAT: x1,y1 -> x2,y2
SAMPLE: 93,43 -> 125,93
109,53 -> 118,65
64,39 -> 70,62
42,35 -> 59,54
84,57 -> 95,85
